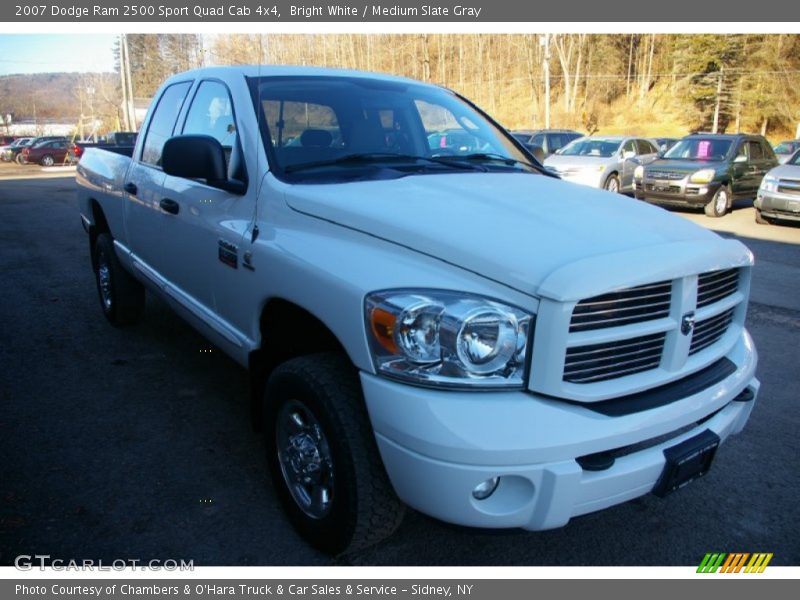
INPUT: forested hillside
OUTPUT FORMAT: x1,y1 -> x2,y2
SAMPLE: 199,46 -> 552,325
2,34 -> 798,140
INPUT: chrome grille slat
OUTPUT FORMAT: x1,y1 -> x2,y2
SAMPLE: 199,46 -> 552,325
564,333 -> 666,383
565,337 -> 665,359
573,291 -> 672,309
569,281 -> 672,332
689,308 -> 735,355
565,360 -> 663,384
697,268 -> 739,308
697,285 -> 739,306
565,345 -> 663,370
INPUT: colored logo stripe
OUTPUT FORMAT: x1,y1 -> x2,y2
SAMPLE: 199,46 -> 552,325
697,553 -> 772,573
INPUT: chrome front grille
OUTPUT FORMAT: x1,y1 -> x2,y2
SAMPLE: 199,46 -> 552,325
690,308 -> 735,355
777,179 -> 800,195
562,268 -> 744,386
564,332 -> 666,383
697,268 -> 739,308
569,281 -> 672,332
646,170 -> 686,180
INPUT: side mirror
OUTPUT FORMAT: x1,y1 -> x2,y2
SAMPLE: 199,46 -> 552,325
622,150 -> 636,160
733,154 -> 748,163
162,135 -> 245,194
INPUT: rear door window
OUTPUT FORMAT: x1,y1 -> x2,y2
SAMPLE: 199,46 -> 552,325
140,81 -> 192,166
748,141 -> 764,160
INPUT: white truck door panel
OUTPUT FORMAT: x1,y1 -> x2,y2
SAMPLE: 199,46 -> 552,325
123,81 -> 193,274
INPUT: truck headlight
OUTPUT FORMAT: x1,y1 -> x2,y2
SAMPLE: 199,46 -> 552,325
366,290 -> 532,389
634,165 -> 644,180
760,176 -> 778,192
689,169 -> 715,184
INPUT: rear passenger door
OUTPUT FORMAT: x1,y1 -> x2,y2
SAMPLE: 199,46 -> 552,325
124,80 -> 193,272
159,79 -> 253,318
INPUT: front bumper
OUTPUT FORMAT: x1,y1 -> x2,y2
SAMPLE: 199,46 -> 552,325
362,330 -> 757,530
635,179 -> 720,207
755,191 -> 800,221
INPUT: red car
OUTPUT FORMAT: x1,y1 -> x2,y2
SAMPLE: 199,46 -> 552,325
21,138 -> 71,166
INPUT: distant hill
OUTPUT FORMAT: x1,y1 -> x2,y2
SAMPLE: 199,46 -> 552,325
0,72 -> 117,123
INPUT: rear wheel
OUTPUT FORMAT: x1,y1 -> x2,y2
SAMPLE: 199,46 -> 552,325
40,154 -> 55,167
264,353 -> 405,555
604,173 -> 621,193
15,153 -> 25,164
92,233 -> 144,326
704,185 -> 730,218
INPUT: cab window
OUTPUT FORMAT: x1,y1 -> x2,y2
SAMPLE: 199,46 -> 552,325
140,81 -> 192,166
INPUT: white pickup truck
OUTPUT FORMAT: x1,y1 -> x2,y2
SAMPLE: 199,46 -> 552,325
77,66 -> 759,555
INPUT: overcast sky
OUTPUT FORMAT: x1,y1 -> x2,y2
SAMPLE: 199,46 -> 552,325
0,35 -> 118,76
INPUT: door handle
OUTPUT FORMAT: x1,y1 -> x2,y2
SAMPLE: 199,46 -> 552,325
159,198 -> 180,215
123,182 -> 138,195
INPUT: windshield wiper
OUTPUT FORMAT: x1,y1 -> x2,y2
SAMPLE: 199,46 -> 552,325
435,152 -> 554,176
283,152 -> 486,173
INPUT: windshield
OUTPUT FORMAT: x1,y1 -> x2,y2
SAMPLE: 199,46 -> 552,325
558,138 -> 621,158
788,150 -> 800,166
774,142 -> 797,154
664,138 -> 732,161
249,75 -> 538,181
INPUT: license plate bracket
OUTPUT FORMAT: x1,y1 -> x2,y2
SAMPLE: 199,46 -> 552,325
652,429 -> 720,498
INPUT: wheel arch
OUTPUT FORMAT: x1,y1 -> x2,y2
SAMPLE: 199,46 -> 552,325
248,297 -> 351,431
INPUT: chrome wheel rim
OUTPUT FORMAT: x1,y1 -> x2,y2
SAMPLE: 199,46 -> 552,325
276,399 -> 334,519
715,190 -> 728,215
606,177 -> 619,192
97,252 -> 112,311
42,156 -> 54,166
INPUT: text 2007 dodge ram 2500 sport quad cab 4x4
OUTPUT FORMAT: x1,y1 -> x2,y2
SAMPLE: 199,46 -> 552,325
77,66 -> 759,555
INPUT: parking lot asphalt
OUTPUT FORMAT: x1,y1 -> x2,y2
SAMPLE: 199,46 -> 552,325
1,174 -> 798,567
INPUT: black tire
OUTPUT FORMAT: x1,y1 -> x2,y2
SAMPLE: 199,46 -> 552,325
754,208 -> 770,225
92,233 -> 145,326
264,353 -> 405,555
704,185 -> 730,218
604,173 -> 621,193
40,154 -> 55,167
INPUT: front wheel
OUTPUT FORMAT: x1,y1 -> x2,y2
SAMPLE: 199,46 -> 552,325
704,185 -> 730,218
264,353 -> 405,555
604,173 -> 621,193
754,208 -> 771,225
92,233 -> 145,326
40,154 -> 55,167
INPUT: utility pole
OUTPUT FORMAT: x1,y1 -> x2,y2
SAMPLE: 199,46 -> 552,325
122,34 -> 136,130
119,35 -> 130,131
541,34 -> 550,129
712,69 -> 723,134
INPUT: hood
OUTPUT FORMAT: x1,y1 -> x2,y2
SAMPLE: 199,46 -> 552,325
544,154 -> 614,171
283,172 -> 723,298
766,163 -> 800,179
645,158 -> 726,176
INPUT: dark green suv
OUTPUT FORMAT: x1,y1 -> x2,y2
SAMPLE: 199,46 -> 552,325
634,133 -> 778,217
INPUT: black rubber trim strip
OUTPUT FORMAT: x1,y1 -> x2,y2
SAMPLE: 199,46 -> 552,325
563,357 -> 737,417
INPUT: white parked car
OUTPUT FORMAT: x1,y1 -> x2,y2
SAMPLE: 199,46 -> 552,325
755,149 -> 800,224
544,135 -> 659,193
76,66 -> 759,554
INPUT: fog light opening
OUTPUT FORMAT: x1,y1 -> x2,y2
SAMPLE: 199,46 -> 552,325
472,477 -> 500,500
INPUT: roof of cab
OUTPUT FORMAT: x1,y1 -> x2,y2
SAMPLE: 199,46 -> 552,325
162,64 -> 438,89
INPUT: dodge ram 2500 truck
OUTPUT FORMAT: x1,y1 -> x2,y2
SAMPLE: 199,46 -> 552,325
77,66 -> 759,555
